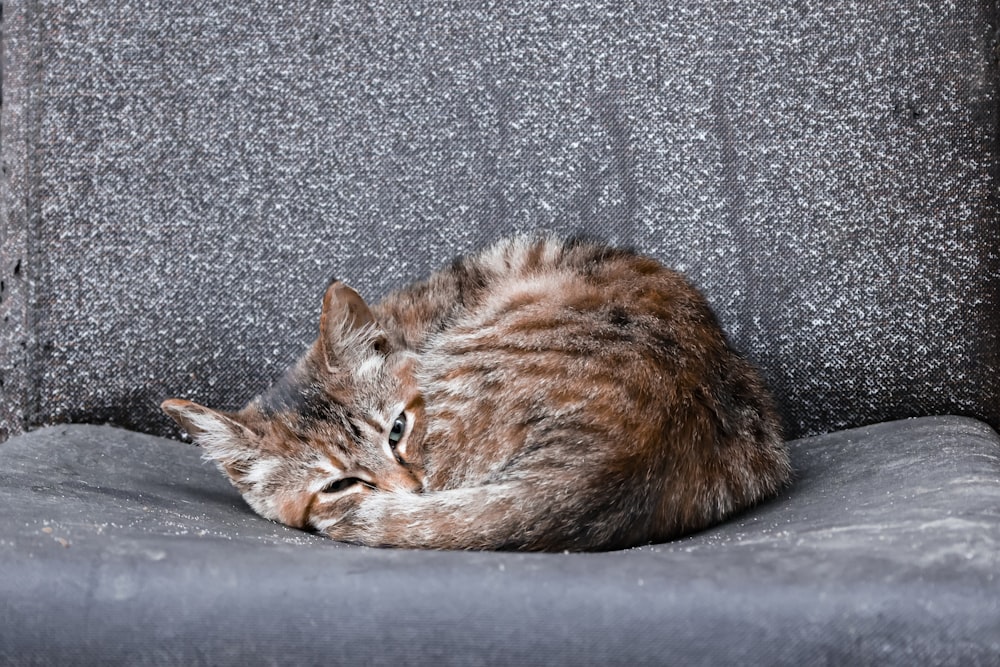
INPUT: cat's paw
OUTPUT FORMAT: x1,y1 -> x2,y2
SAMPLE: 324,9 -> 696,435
313,489 -> 398,547
310,488 -> 370,536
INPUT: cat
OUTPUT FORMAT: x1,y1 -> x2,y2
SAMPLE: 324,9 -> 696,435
162,235 -> 790,551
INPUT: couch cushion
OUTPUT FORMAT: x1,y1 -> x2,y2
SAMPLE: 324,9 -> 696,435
2,0 -> 998,442
1,417 -> 997,664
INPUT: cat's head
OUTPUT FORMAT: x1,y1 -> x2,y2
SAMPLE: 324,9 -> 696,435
161,281 -> 426,530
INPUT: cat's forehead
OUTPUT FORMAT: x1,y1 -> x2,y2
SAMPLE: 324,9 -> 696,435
258,384 -> 350,434
258,370 -> 305,414
251,396 -> 359,460
256,357 -> 359,418
252,364 -> 389,448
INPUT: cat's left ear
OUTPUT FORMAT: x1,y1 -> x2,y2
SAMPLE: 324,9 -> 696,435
321,281 -> 376,335
319,281 -> 386,369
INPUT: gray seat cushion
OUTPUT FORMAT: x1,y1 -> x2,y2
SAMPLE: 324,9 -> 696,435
2,417 -> 998,664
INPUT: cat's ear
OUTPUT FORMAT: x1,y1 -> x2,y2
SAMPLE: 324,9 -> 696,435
161,399 -> 281,505
161,398 -> 257,464
322,280 -> 376,335
319,281 -> 385,369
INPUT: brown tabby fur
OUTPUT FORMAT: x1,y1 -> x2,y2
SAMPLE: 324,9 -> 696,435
162,236 -> 790,551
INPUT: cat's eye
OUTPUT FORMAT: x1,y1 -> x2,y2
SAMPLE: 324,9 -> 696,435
321,477 -> 363,494
388,414 -> 406,451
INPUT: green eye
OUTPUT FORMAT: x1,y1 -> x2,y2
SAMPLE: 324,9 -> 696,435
388,414 -> 406,450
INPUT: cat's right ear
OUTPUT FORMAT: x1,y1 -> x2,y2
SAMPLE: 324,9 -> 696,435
161,399 -> 270,496
161,398 -> 255,458
319,281 -> 384,369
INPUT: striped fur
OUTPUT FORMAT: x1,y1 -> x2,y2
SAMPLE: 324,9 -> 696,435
162,236 -> 791,551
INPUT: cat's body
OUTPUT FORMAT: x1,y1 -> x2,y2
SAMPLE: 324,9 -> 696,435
163,236 -> 790,551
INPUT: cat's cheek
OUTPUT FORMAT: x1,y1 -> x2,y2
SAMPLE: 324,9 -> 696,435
272,492 -> 316,530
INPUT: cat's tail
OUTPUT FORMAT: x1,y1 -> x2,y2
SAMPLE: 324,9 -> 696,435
311,479 -> 638,552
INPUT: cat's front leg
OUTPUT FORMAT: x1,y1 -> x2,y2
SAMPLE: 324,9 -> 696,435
309,482 -> 561,551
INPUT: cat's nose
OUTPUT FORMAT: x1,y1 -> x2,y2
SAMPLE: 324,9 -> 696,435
380,468 -> 422,493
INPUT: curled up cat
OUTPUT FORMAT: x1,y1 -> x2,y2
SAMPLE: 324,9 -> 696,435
162,236 -> 791,551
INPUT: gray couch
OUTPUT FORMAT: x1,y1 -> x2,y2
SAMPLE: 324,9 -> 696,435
2,1 -> 998,664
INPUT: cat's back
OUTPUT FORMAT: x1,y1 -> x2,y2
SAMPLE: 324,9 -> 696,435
426,235 -> 724,373
412,237 -> 788,545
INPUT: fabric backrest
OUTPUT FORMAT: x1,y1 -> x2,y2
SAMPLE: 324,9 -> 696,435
1,1 -> 997,441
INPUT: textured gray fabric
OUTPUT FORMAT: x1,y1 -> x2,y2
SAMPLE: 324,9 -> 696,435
1,417 -> 998,664
1,1 -> 998,441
